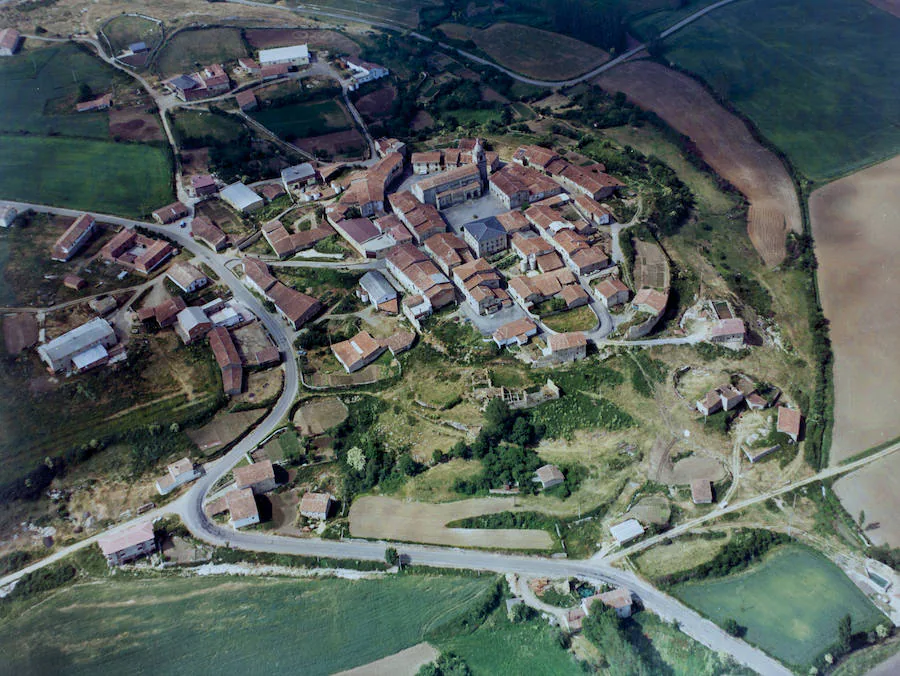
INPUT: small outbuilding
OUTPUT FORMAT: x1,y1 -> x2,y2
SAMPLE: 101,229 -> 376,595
300,492 -> 333,520
609,519 -> 645,545
534,464 -> 564,490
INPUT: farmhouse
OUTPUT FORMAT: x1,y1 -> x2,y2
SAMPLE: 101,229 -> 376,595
345,58 -> 389,90
191,216 -> 228,251
424,232 -> 474,275
260,64 -> 288,81
375,137 -> 406,157
281,163 -> 318,191
235,89 -> 258,111
97,521 -> 156,566
330,216 -> 395,259
512,144 -> 560,172
382,330 -> 415,356
175,306 -> 212,344
609,519 -> 645,545
0,28 -> 23,56
237,57 -> 260,74
300,492 -> 333,520
332,330 -> 386,373
267,282 -> 321,329
234,459 -> 277,494
492,317 -> 538,347
545,332 -> 588,363
691,479 -> 713,504
152,201 -> 189,224
507,268 -> 577,309
89,296 -> 117,317
220,182 -> 264,213
632,288 -> 668,317
0,205 -> 17,228
209,326 -> 243,395
594,277 -> 629,308
259,182 -> 286,202
63,274 -> 86,291
710,318 -> 746,345
535,464 -> 564,489
242,257 -> 278,296
411,164 -> 482,209
462,216 -> 507,258
190,174 -> 218,197
719,384 -> 744,411
357,270 -> 398,313
696,389 -> 723,416
411,150 -> 442,174
573,194 -> 614,227
511,232 -> 555,269
51,213 -> 96,262
153,297 -> 186,328
402,294 -> 432,328
262,219 -> 334,258
102,229 -> 174,274
495,209 -> 531,235
166,261 -> 207,294
227,488 -> 260,529
583,588 -> 634,619
453,258 -> 509,315
336,153 -> 404,217
75,93 -> 112,113
555,163 -> 624,200
388,191 -> 447,242
385,244 -> 455,310
156,457 -> 201,495
489,163 -> 563,210
166,64 -> 230,101
37,317 -> 117,373
777,406 -> 802,443
259,44 -> 309,66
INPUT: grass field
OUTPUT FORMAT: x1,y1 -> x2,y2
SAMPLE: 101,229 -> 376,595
542,305 -> 597,333
0,43 -> 130,138
675,546 -> 886,667
171,109 -> 246,147
438,22 -> 609,80
155,27 -> 249,77
0,135 -> 173,218
0,574 -> 496,675
251,99 -> 352,141
102,15 -> 163,54
663,0 -> 900,181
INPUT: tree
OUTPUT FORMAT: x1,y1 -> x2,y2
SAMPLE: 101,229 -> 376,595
77,82 -> 93,102
347,446 -> 366,473
511,603 -> 535,623
723,618 -> 743,637
417,652 -> 471,676
384,547 -> 399,566
838,614 -> 853,655
432,449 -> 445,465
876,623 -> 889,640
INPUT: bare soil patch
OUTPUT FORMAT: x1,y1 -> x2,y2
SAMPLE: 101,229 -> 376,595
647,436 -> 725,485
334,643 -> 439,676
633,238 -> 669,290
245,28 -> 361,58
439,22 -> 609,81
596,61 -> 801,266
349,496 -> 554,549
180,148 -> 211,179
186,409 -> 265,454
233,368 -> 283,408
835,455 -> 900,547
231,321 -> 275,362
2,313 -> 38,354
810,155 -> 900,462
295,129 -> 367,161
354,85 -> 396,120
109,107 -> 164,142
293,397 -> 348,436
626,495 -> 670,525
411,111 -> 434,132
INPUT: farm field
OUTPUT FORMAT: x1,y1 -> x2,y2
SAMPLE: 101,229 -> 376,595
101,14 -> 162,54
662,0 -> 900,181
349,496 -> 554,549
0,135 -> 173,218
284,0 -> 438,26
541,305 -> 597,333
250,99 -> 353,141
810,155 -> 900,464
835,456 -> 900,548
596,60 -> 801,266
438,23 -> 609,81
154,27 -> 249,77
0,574 -> 496,675
675,546 -> 885,667
245,27 -> 362,57
0,43 -> 130,138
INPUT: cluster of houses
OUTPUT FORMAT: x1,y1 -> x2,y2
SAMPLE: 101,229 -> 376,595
242,257 -> 322,329
330,328 -> 414,373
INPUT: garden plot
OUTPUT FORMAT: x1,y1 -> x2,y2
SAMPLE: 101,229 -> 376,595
293,397 -> 349,436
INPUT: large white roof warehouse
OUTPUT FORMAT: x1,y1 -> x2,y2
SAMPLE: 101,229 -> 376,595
220,182 -> 264,213
258,44 -> 310,66
37,317 -> 117,373
609,519 -> 645,545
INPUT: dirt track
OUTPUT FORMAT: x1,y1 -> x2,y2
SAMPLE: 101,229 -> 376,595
810,155 -> 900,462
597,61 -> 801,266
349,496 -> 554,549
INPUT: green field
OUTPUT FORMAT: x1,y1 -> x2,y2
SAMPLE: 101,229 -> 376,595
155,27 -> 249,77
102,15 -> 163,54
0,574 -> 496,675
663,0 -> 900,181
0,135 -> 173,217
0,43 -> 130,138
542,305 -> 598,332
675,546 -> 886,667
250,99 -> 352,141
171,109 -> 246,147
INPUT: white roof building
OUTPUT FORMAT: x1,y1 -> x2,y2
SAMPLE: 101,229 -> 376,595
0,205 -> 17,228
220,182 -> 264,213
258,44 -> 309,66
281,163 -> 317,188
37,317 -> 116,373
609,519 -> 645,545
359,270 -> 397,306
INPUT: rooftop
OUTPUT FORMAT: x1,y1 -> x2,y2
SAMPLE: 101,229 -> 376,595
547,332 -> 587,352
462,216 -> 505,243
234,459 -> 275,488
97,521 -> 155,556
258,44 -> 309,63
226,487 -> 259,522
38,318 -> 114,363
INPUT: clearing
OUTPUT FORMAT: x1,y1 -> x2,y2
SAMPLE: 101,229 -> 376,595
0,574 -> 496,675
438,22 -> 609,81
596,60 -> 801,266
662,0 -> 900,181
811,155 -> 900,463
0,135 -> 173,218
349,496 -> 554,549
675,545 -> 886,667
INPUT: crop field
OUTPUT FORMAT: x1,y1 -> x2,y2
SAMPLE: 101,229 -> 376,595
251,99 -> 352,141
245,28 -> 362,58
810,155 -> 900,466
349,496 -> 554,549
636,533 -> 732,578
0,43 -> 130,138
597,61 -> 801,266
185,409 -> 266,454
634,238 -> 669,290
0,135 -> 173,218
0,574 -> 496,675
675,546 -> 885,667
835,455 -> 900,547
293,397 -> 349,436
295,129 -> 368,161
155,27 -> 249,77
102,15 -> 163,54
438,22 -> 609,80
285,0 -> 438,26
663,0 -> 900,181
